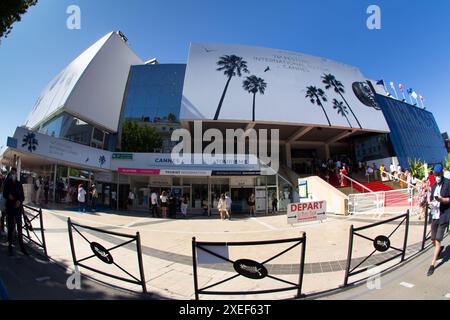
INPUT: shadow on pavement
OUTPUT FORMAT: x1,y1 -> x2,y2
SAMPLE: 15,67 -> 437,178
436,245 -> 450,270
0,240 -> 163,300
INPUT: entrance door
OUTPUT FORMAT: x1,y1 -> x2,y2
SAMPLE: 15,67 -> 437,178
230,188 -> 254,214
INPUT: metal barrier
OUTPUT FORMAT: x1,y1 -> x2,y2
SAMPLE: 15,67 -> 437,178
22,205 -> 48,258
344,212 -> 409,286
192,234 -> 306,300
348,188 -> 419,216
67,218 -> 147,293
421,206 -> 450,251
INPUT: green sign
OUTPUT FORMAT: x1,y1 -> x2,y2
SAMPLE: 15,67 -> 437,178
298,179 -> 308,199
112,153 -> 133,160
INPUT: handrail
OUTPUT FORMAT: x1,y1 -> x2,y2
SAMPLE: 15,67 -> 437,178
341,174 -> 374,193
376,169 -> 420,190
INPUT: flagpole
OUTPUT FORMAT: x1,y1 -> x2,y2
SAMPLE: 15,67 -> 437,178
420,98 -> 425,109
392,86 -> 399,99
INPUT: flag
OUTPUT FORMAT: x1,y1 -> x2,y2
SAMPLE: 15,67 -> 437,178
411,91 -> 418,100
407,88 -> 413,95
390,81 -> 395,89
376,80 -> 385,86
399,83 -> 404,92
420,95 -> 425,102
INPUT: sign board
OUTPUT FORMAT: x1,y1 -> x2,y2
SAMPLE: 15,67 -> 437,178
298,178 -> 308,199
287,201 -> 327,225
11,127 -> 111,170
95,172 -> 114,183
197,245 -> 229,264
112,153 -> 133,160
6,137 -> 18,149
255,186 -> 266,212
160,169 -> 212,176
230,176 -> 255,187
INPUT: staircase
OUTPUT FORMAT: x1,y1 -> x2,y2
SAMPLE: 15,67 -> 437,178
360,180 -> 393,192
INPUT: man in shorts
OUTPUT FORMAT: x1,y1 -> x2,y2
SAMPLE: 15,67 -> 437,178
427,164 -> 450,276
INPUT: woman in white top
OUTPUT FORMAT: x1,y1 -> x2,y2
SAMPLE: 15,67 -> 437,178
160,191 -> 168,218
217,194 -> 228,220
181,194 -> 189,218
77,184 -> 87,213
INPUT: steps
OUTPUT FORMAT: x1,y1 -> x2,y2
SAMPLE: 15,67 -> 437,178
362,181 -> 394,192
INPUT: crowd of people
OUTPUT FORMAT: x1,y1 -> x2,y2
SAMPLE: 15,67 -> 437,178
148,190 -> 191,219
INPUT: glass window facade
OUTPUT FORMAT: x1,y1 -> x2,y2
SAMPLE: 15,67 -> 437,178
375,94 -> 447,167
38,112 -> 113,150
121,64 -> 186,123
120,64 -> 186,153
354,134 -> 394,162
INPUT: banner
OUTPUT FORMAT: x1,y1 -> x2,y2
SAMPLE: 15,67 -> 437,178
182,43 -> 390,132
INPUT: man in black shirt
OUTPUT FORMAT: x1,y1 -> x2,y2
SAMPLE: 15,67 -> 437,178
2,168 -> 27,256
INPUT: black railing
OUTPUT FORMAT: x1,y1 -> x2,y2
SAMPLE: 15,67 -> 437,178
67,218 -> 147,293
22,205 -> 48,258
421,206 -> 450,251
192,234 -> 306,300
344,211 -> 409,286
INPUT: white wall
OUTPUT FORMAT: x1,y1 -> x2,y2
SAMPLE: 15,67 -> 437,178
25,32 -> 144,133
303,176 -> 349,215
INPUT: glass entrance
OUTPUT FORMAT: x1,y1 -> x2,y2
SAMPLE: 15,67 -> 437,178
230,188 -> 255,214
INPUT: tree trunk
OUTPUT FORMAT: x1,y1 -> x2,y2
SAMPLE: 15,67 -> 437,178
252,93 -> 256,122
317,95 -> 331,126
345,115 -> 352,128
214,75 -> 233,120
338,89 -> 362,129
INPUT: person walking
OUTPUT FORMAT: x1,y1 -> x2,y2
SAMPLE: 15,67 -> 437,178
217,194 -> 227,221
225,193 -> 232,220
390,163 -> 396,181
90,184 -> 98,212
418,177 -> 431,220
271,194 -> 278,213
127,190 -> 135,210
56,179 -> 64,203
0,174 -> 7,239
427,164 -> 450,276
180,194 -> 189,218
34,176 -> 42,205
77,184 -> 87,213
43,177 -> 50,205
340,166 -> 348,187
160,191 -> 168,218
3,168 -> 27,256
248,193 -> 256,217
150,190 -> 158,217
168,192 -> 176,218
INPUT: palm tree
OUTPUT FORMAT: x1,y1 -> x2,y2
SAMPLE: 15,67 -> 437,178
332,99 -> 352,128
305,86 -> 331,126
243,75 -> 267,122
214,55 -> 249,120
22,132 -> 38,152
322,73 -> 362,129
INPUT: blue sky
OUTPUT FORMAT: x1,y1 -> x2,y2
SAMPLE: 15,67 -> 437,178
1,0 -> 450,142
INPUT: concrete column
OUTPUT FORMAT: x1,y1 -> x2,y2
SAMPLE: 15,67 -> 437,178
285,143 -> 292,169
324,144 -> 331,160
116,174 -> 120,211
17,157 -> 21,181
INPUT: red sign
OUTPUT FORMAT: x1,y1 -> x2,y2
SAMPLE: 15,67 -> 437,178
287,201 -> 327,224
118,168 -> 160,175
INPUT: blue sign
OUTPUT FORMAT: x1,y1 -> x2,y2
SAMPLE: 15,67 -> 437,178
6,137 -> 17,149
